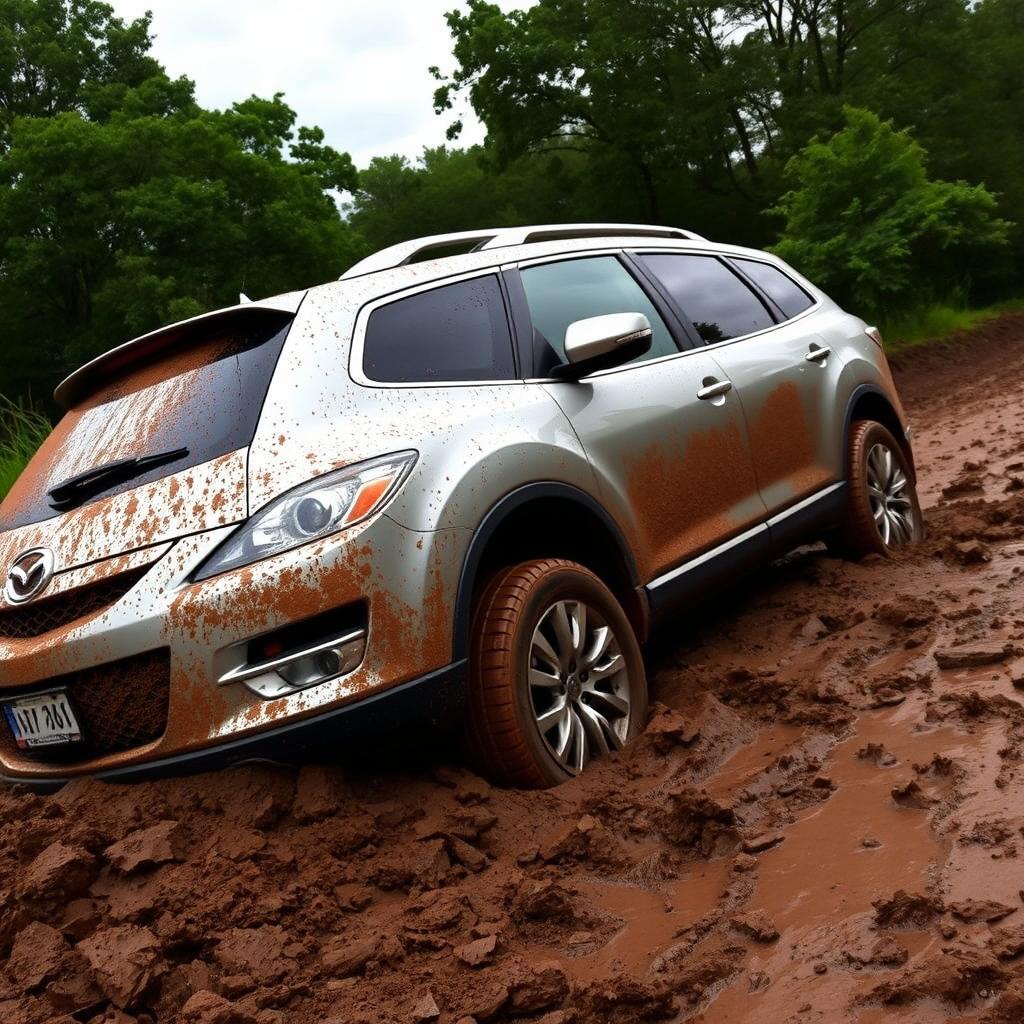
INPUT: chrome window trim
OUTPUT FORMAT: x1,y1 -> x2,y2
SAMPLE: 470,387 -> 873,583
349,266 -> 527,390
726,253 -> 818,322
630,248 -> 824,340
348,243 -> 825,389
513,247 -> 824,384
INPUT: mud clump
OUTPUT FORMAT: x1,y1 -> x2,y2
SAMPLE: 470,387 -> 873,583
652,786 -> 738,856
104,820 -> 188,873
861,948 -> 1006,1008
949,899 -> 1017,924
729,911 -> 779,943
890,778 -> 939,809
17,841 -> 97,906
874,597 -> 938,630
873,890 -> 944,929
644,704 -> 700,754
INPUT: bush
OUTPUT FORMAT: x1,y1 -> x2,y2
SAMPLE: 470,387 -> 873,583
771,107 -> 1012,321
0,398 -> 52,501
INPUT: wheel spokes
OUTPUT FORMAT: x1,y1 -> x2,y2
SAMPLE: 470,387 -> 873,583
578,701 -> 615,756
532,630 -> 562,673
529,665 -> 562,690
588,652 -> 625,685
549,602 -> 575,666
866,442 -> 917,550
569,601 -> 587,658
583,686 -> 629,718
529,598 -> 632,776
536,698 -> 568,734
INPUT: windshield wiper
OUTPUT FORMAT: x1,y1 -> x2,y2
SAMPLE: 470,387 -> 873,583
47,447 -> 190,511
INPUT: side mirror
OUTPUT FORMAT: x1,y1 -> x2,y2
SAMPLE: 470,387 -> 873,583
553,312 -> 653,380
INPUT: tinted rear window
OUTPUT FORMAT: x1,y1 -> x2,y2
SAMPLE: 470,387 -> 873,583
639,254 -> 775,344
0,313 -> 291,530
363,275 -> 515,383
733,258 -> 814,319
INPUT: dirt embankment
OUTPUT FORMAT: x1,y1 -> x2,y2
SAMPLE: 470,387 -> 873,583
6,315 -> 1024,1024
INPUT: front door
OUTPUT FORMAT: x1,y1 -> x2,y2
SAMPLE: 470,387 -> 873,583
513,253 -> 767,584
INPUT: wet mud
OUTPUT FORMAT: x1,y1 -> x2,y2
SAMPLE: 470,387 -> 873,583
4,316 -> 1024,1022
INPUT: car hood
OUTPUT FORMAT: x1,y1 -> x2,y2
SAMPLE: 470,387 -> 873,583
0,449 -> 247,605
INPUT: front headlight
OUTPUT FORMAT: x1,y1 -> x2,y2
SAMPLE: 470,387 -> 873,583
192,451 -> 417,581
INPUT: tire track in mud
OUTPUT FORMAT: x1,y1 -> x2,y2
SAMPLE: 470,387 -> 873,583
4,317 -> 1024,1023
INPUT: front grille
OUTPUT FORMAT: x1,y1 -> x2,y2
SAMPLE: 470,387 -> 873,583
0,566 -> 149,640
0,649 -> 170,763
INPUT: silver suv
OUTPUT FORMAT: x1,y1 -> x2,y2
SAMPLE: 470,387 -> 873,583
0,224 -> 921,788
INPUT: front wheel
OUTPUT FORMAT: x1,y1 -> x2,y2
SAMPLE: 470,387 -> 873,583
833,419 -> 924,558
468,558 -> 648,788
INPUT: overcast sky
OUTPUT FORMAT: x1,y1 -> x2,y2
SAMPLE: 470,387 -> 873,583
111,1 -> 532,169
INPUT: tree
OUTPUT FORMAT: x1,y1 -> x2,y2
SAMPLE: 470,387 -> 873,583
771,107 -> 1011,318
0,0 -> 160,150
0,4 -> 362,407
433,0 -> 775,226
433,1 -> 989,240
346,145 -> 584,251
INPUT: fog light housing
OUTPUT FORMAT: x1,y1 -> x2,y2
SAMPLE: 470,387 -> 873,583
244,634 -> 366,699
217,610 -> 368,700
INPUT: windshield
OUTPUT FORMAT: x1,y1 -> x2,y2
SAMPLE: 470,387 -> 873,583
0,312 -> 292,531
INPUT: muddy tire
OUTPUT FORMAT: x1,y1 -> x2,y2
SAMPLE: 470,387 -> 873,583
467,558 -> 647,788
832,419 -> 924,558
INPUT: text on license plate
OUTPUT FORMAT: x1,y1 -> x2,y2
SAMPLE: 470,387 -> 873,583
3,691 -> 83,749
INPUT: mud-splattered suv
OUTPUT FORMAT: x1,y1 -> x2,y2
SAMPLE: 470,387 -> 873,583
0,224 -> 921,789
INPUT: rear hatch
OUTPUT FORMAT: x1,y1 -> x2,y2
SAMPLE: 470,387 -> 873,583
0,304 -> 298,577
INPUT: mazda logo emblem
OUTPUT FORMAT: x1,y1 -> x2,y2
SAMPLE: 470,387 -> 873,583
5,548 -> 55,604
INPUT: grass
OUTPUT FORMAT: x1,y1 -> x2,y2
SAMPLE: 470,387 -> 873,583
880,298 -> 1024,353
0,397 -> 52,501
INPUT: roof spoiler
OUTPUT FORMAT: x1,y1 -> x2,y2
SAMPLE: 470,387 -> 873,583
54,291 -> 305,409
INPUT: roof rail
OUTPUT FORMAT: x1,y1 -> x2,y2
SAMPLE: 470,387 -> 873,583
339,223 -> 705,280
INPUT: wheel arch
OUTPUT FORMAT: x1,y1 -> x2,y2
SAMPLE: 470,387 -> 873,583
843,384 -> 915,479
452,483 -> 648,660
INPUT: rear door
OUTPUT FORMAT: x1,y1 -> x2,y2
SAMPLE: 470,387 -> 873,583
510,252 -> 767,584
635,251 -> 845,520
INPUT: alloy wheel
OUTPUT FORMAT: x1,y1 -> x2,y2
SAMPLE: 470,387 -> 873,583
865,442 -> 916,548
528,599 -> 632,774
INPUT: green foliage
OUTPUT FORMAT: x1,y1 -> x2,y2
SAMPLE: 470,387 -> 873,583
771,108 -> 1010,319
0,0 -> 161,150
2,0 -> 1024,410
880,299 -> 1024,353
346,145 -> 585,249
0,1 -> 363,408
0,398 -> 51,500
433,0 -> 778,235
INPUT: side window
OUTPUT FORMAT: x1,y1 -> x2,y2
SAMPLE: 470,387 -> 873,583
520,256 -> 679,376
639,254 -> 775,344
733,258 -> 814,320
363,275 -> 515,383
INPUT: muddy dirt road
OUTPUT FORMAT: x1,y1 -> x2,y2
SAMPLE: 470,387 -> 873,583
5,316 -> 1024,1024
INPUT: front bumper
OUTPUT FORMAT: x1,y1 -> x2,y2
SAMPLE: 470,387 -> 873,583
3,659 -> 467,792
0,513 -> 468,782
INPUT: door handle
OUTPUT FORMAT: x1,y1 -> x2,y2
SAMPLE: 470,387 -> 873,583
697,378 -> 733,401
806,345 -> 831,364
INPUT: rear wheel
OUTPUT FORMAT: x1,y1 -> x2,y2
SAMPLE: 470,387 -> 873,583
468,558 -> 647,788
833,419 -> 923,558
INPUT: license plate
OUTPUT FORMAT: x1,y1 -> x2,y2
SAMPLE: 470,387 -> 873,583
3,691 -> 83,749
